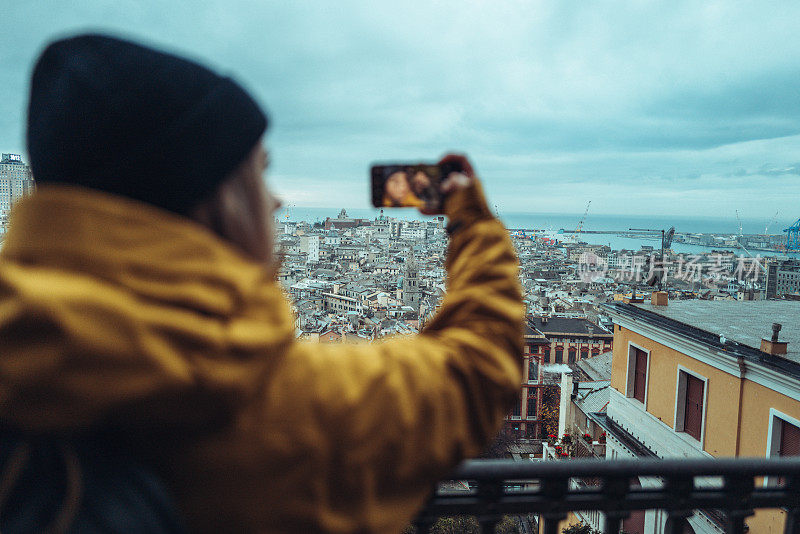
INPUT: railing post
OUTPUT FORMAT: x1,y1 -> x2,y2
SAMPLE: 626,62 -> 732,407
663,475 -> 694,534
785,509 -> 800,534
723,474 -> 754,534
539,476 -> 568,534
602,476 -> 631,534
476,478 -> 503,534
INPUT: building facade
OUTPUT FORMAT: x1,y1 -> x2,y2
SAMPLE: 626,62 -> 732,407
766,258 -> 800,298
598,297 -> 800,534
0,153 -> 35,222
506,316 -> 613,440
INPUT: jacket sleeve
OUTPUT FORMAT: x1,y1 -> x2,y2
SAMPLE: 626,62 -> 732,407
282,180 -> 525,531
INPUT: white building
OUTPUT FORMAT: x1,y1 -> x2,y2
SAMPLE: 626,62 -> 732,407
298,234 -> 320,263
0,154 -> 35,220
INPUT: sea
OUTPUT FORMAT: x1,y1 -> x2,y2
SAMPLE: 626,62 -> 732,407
276,207 -> 800,258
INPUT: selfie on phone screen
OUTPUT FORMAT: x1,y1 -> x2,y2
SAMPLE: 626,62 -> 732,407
371,164 -> 450,210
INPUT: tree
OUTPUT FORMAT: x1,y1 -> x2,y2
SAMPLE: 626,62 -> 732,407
404,515 -> 521,533
540,385 -> 560,437
562,523 -> 601,534
480,427 -> 516,458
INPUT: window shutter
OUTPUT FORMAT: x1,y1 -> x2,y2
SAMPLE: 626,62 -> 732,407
511,394 -> 521,417
780,420 -> 800,457
527,395 -> 537,417
633,349 -> 647,403
684,374 -> 704,440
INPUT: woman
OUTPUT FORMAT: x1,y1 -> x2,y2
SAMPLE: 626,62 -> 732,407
382,168 -> 425,208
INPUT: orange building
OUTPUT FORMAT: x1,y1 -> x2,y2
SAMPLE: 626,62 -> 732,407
594,297 -> 800,534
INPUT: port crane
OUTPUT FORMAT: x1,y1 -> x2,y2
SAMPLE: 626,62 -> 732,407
764,210 -> 779,235
574,201 -> 591,238
786,218 -> 800,251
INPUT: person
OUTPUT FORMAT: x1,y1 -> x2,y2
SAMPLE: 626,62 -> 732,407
409,166 -> 441,208
382,168 -> 424,208
0,33 -> 524,533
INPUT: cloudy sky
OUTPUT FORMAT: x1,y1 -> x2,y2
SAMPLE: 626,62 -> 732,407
2,1 -> 800,222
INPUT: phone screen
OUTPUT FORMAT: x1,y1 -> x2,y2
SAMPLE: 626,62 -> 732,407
371,164 -> 444,210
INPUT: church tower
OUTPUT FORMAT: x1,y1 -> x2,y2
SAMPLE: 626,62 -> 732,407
402,253 -> 421,312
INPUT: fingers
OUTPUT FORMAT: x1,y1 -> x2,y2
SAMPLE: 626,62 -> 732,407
415,153 -> 477,216
438,153 -> 475,178
440,172 -> 472,194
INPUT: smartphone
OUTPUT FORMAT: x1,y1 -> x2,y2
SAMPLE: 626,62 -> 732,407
370,161 -> 462,210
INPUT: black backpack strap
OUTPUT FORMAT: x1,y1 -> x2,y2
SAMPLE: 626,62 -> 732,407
0,441 -> 32,523
0,431 -> 187,534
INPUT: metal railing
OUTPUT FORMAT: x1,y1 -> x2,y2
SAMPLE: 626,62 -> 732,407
412,457 -> 800,534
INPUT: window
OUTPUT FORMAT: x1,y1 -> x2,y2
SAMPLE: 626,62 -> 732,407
580,348 -> 589,360
510,395 -> 521,417
555,347 -> 563,363
527,395 -> 537,418
633,349 -> 648,403
674,367 -> 707,444
683,374 -> 704,440
542,347 -> 550,363
625,344 -> 649,405
525,423 -> 537,439
779,420 -> 800,457
766,409 -> 800,485
568,347 -> 576,363
767,409 -> 800,459
528,357 -> 538,382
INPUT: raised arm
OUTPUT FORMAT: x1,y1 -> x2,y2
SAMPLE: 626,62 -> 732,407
277,160 -> 525,531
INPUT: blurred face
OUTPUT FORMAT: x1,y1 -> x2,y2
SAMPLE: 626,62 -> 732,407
386,171 -> 409,203
191,140 -> 282,267
411,170 -> 431,195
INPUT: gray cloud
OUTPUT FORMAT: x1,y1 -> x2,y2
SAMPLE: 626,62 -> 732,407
1,1 -> 800,218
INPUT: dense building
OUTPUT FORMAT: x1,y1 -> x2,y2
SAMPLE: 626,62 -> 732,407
0,153 -> 35,220
528,315 -> 613,366
593,296 -> 800,533
505,325 -> 550,439
324,208 -> 370,230
298,234 -> 319,263
765,258 -> 800,298
505,316 -> 612,440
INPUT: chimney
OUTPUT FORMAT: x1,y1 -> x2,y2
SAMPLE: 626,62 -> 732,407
651,291 -> 668,306
624,286 -> 645,304
761,323 -> 788,356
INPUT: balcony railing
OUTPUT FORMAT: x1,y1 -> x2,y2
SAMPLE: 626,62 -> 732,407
412,457 -> 800,534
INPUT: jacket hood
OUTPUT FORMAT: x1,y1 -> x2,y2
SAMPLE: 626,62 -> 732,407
0,185 -> 295,433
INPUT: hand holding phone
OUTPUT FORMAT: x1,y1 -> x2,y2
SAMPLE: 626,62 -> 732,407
370,154 -> 474,214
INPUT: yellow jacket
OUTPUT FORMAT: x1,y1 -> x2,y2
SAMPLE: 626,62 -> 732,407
0,182 -> 524,533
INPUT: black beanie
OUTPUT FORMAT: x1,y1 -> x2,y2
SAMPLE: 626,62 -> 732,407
27,33 -> 268,213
